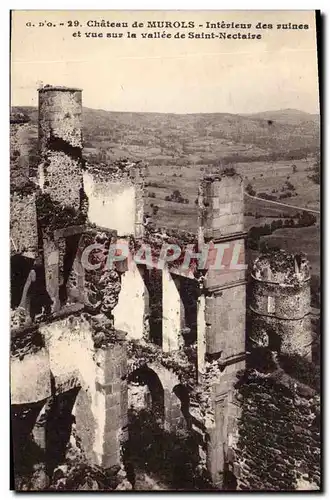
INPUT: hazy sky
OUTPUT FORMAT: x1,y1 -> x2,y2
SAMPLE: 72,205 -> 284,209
11,10 -> 320,114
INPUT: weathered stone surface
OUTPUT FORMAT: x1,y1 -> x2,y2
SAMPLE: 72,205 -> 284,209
83,160 -> 145,237
249,250 -> 312,359
38,87 -> 84,211
233,370 -> 321,491
10,192 -> 38,257
11,348 -> 51,404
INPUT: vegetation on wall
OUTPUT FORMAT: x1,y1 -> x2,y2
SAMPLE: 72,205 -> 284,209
36,193 -> 86,235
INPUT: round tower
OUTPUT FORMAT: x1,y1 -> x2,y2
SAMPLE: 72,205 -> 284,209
249,249 -> 312,359
38,85 -> 83,210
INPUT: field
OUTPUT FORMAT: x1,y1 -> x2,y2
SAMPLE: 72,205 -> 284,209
144,157 -> 320,232
261,225 -> 320,278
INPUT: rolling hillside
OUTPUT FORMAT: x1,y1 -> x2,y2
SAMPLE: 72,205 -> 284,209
11,107 -> 319,168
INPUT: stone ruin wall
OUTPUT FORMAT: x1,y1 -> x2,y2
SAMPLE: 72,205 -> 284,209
232,370 -> 320,491
10,191 -> 38,258
83,161 -> 145,238
10,113 -> 39,258
11,311 -> 130,490
232,250 -> 320,491
10,115 -> 33,184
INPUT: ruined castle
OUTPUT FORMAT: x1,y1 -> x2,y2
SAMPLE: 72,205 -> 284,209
10,86 -> 319,491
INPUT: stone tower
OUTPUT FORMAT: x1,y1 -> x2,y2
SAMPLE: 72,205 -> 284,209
249,250 -> 312,359
38,85 -> 84,209
37,86 -> 86,313
198,172 -> 246,362
197,171 -> 247,486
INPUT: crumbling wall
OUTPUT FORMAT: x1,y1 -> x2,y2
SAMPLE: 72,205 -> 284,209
233,369 -> 320,491
252,251 -> 310,284
11,329 -> 51,405
11,311 -> 129,489
10,113 -> 34,185
10,192 -> 38,257
83,161 -> 145,237
82,231 -> 122,317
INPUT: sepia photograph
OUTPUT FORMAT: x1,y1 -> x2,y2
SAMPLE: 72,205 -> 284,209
10,10 -> 321,491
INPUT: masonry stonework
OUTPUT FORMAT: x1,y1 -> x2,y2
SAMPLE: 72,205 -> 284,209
250,250 -> 312,358
38,87 -> 84,210
10,192 -> 38,258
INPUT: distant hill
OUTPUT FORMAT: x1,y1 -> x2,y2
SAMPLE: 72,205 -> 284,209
241,108 -> 319,126
11,106 -> 320,172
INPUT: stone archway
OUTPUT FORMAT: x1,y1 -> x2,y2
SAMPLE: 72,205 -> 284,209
125,364 -> 201,490
127,361 -> 189,432
147,363 -> 186,432
128,366 -> 165,421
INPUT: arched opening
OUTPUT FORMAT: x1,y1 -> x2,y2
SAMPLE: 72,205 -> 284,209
124,368 -> 203,490
128,366 -> 164,420
268,327 -> 282,353
125,366 -> 165,489
45,387 -> 80,477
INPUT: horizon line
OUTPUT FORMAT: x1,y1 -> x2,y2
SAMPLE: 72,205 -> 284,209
10,104 -> 320,117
